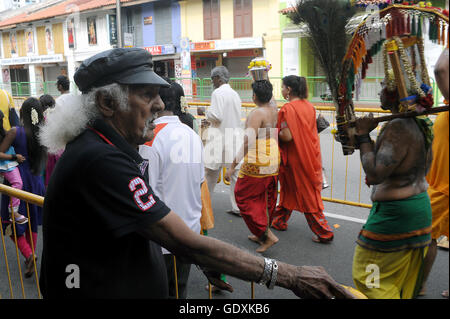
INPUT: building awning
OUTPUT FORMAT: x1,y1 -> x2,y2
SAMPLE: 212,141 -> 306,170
0,54 -> 64,65
190,37 -> 264,53
152,53 -> 180,62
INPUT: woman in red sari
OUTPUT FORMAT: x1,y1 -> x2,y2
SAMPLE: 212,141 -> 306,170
271,76 -> 334,243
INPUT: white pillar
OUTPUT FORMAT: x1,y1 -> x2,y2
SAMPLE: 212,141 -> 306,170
28,64 -> 37,96
67,54 -> 77,94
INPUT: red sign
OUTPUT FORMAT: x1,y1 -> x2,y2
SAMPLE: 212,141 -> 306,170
145,46 -> 162,55
191,41 -> 215,52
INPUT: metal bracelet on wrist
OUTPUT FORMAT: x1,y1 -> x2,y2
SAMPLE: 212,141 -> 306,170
258,258 -> 273,286
267,260 -> 278,290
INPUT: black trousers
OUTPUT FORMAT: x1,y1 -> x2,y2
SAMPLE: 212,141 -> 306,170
164,254 -> 192,299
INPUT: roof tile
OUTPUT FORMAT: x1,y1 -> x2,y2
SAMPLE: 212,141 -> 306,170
0,0 -> 133,29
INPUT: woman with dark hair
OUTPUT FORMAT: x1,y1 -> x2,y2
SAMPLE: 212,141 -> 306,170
271,75 -> 334,243
162,78 -> 197,131
39,94 -> 56,112
0,97 -> 47,277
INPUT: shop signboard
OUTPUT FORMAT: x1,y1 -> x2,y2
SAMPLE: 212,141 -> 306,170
146,46 -> 162,55
108,15 -> 118,46
215,37 -> 263,51
190,37 -> 263,52
190,41 -> 215,52
144,16 -> 153,25
144,45 -> 176,56
0,54 -> 64,65
124,32 -> 134,48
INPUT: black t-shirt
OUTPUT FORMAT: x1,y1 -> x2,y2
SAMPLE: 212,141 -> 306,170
39,119 -> 171,298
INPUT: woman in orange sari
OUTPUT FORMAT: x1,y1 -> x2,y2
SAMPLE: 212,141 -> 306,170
271,76 -> 334,243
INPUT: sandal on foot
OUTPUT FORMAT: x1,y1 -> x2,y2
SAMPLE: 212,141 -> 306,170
9,214 -> 28,225
15,215 -> 28,225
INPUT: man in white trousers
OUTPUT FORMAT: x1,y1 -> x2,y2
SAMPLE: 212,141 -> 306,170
204,66 -> 243,216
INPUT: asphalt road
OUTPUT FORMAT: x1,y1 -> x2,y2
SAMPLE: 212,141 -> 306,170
0,121 -> 448,300
185,182 -> 449,300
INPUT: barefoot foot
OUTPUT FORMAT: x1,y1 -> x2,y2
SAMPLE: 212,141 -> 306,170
256,231 -> 279,253
248,235 -> 263,245
312,235 -> 333,244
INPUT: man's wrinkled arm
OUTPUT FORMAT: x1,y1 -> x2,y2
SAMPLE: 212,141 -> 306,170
139,211 -> 354,299
139,212 -> 269,284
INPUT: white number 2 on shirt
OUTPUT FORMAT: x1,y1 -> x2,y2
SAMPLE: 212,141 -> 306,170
128,177 -> 156,211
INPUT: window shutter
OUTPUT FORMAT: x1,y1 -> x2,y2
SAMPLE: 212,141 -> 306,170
204,0 -> 220,40
211,0 -> 220,39
234,0 -> 252,38
243,0 -> 252,37
155,3 -> 172,45
203,0 -> 212,40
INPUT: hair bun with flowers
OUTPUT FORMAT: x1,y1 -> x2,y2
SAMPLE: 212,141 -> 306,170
31,108 -> 39,126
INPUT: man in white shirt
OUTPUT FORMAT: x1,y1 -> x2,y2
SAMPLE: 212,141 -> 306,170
55,75 -> 72,106
139,83 -> 203,299
204,66 -> 243,216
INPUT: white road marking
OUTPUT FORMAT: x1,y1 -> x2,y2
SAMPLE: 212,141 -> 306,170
324,212 -> 367,224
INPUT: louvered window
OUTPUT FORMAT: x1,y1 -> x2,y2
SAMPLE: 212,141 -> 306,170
234,0 -> 252,38
203,0 -> 221,40
155,2 -> 172,45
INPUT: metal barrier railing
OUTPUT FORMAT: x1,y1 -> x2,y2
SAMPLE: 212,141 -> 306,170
3,76 -> 443,108
0,103 -> 438,299
5,76 -> 443,106
0,184 -> 43,299
189,101 -> 438,209
0,184 -> 255,299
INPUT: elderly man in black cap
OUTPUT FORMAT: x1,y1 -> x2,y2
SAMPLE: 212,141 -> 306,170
39,48 -> 354,299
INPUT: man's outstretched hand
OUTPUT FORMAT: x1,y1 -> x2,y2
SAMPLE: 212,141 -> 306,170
292,266 -> 356,299
202,269 -> 234,293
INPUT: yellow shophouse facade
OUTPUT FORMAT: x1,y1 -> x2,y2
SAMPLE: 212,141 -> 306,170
178,0 -> 283,81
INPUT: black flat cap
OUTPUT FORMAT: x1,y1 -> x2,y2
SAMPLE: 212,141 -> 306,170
74,48 -> 170,93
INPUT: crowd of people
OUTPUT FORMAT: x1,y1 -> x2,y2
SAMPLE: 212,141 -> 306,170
0,46 -> 447,299
0,76 -> 69,277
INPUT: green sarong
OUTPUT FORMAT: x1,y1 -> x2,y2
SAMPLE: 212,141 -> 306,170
357,192 -> 432,252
